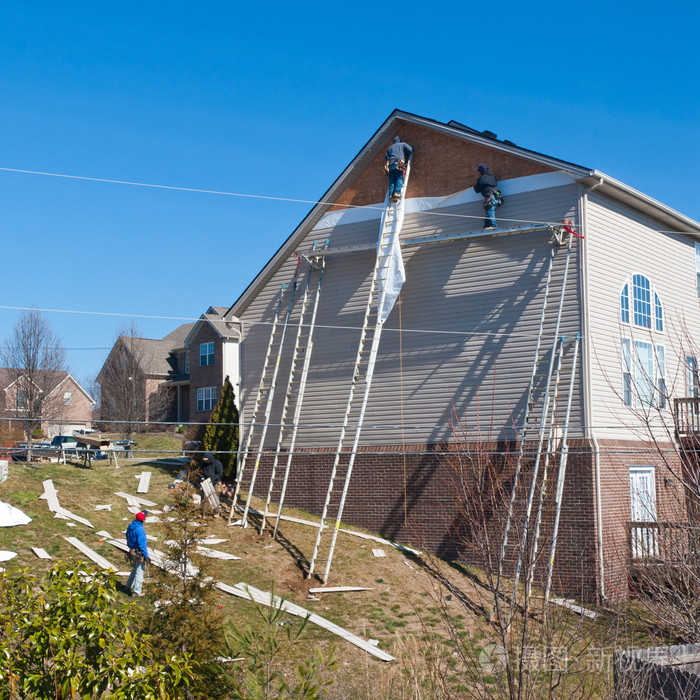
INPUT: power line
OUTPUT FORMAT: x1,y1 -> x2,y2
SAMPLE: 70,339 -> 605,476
0,165 -> 586,231
0,303 -> 586,342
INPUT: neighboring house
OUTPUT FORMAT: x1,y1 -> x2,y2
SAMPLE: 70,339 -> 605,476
97,323 -> 195,426
168,306 -> 241,423
97,307 -> 241,427
0,368 -> 94,437
221,109 -> 700,601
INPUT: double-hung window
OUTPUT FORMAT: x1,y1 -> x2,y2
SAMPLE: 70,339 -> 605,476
200,342 -> 215,367
196,386 -> 217,412
687,356 -> 699,398
620,275 -> 666,409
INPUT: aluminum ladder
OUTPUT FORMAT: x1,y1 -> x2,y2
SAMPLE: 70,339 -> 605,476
492,227 -> 575,622
230,263 -> 301,526
307,162 -> 412,582
544,333 -> 580,607
259,254 -> 326,536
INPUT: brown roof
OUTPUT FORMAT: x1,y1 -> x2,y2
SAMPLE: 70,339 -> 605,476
0,367 -> 69,391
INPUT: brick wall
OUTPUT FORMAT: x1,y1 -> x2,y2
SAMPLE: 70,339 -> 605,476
596,439 -> 685,602
332,121 -> 554,211
239,439 -> 600,600
188,324 -> 223,421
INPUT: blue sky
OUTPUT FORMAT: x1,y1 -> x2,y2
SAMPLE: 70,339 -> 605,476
1,1 -> 698,386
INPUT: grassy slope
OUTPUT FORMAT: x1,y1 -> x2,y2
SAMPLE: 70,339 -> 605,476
0,441 -> 485,696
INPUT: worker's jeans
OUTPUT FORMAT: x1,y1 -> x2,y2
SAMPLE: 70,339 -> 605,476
126,558 -> 145,595
483,194 -> 498,228
387,167 -> 404,198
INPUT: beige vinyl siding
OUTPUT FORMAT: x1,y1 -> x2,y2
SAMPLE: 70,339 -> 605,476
239,183 -> 582,448
585,192 -> 700,440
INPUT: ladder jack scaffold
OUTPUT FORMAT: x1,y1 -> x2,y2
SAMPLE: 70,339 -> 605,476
307,162 -> 412,582
230,250 -> 326,528
489,225 -> 582,628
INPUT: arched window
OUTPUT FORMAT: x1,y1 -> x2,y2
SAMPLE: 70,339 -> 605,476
620,274 -> 663,333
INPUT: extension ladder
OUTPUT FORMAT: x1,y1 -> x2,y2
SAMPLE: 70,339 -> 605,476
493,228 -> 576,624
230,263 -> 301,526
307,163 -> 412,582
543,333 -> 580,606
259,255 -> 326,536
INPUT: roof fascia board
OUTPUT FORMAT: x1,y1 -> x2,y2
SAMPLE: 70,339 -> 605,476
582,170 -> 700,235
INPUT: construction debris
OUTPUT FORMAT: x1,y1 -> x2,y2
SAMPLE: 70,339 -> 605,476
94,504 -> 112,511
136,472 -> 151,494
372,549 -> 386,558
105,538 -> 391,661
64,536 -> 117,571
114,492 -> 157,508
224,583 -> 394,662
550,598 -> 599,619
0,551 -> 18,562
0,501 -> 31,527
308,586 -> 373,594
32,547 -> 52,559
39,479 -> 93,528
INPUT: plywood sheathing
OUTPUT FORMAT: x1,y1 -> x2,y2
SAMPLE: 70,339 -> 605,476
331,121 -> 554,211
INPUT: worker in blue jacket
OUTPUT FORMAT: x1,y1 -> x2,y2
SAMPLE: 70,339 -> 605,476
125,511 -> 149,597
385,136 -> 413,200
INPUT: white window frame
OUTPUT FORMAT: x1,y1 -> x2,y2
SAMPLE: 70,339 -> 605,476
184,351 -> 190,375
629,466 -> 658,558
620,274 -> 664,333
196,386 -> 217,412
622,338 -> 666,409
200,342 -> 215,367
686,356 -> 699,398
64,391 -> 72,406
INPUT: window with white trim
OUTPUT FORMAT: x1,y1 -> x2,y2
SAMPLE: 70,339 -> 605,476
64,391 -> 72,406
200,342 -> 214,367
687,356 -> 699,398
184,351 -> 190,375
620,275 -> 666,409
621,275 -> 663,331
622,339 -> 666,408
196,386 -> 217,412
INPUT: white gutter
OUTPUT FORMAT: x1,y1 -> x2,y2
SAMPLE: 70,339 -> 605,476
579,182 -> 607,601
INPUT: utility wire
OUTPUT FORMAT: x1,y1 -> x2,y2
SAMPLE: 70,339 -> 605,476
0,303 -> 586,342
0,166 -> 586,231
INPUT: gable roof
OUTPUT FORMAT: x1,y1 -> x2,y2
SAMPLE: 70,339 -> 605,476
0,367 -> 93,403
183,306 -> 241,347
226,109 -> 700,318
97,322 -> 196,380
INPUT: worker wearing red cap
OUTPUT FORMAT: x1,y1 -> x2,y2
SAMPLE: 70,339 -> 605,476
125,511 -> 149,597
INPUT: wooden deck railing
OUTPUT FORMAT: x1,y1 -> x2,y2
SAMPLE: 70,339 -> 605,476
627,521 -> 700,564
674,397 -> 700,437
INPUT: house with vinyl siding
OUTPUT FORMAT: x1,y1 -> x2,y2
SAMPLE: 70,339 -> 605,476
222,110 -> 700,600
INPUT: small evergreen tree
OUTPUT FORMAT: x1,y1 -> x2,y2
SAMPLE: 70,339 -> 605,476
203,375 -> 239,480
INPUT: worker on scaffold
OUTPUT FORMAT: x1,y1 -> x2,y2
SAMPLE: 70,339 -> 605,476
385,136 -> 413,201
474,163 -> 503,230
